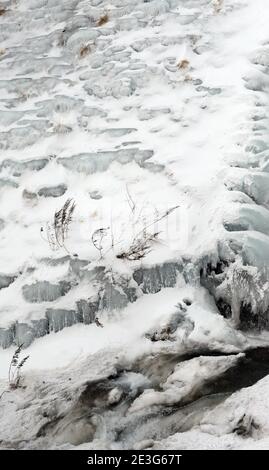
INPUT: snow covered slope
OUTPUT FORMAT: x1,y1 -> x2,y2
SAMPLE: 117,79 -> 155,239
1,0 -> 269,450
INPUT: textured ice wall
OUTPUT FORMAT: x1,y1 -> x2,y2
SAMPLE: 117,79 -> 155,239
1,0 -> 269,347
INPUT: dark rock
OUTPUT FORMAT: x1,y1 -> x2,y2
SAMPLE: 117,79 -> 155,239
100,282 -> 129,310
133,262 -> 182,294
22,189 -> 38,201
89,191 -> 102,200
0,178 -> 19,189
0,273 -> 16,290
38,184 -> 67,198
0,326 -> 15,349
1,158 -> 49,175
41,255 -> 70,266
46,308 -> 80,333
14,318 -> 49,348
22,280 -> 71,303
239,303 -> 269,331
76,299 -> 99,324
69,258 -> 90,277
146,310 -> 194,342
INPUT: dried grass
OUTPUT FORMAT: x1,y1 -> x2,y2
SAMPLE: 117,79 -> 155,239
97,13 -> 109,27
8,344 -> 29,390
79,44 -> 91,58
177,59 -> 190,70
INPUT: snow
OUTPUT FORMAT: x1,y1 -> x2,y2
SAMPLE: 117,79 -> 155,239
0,285 -> 244,379
1,0 -> 269,450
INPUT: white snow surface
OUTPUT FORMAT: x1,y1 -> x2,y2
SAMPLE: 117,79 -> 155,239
1,0 -> 269,450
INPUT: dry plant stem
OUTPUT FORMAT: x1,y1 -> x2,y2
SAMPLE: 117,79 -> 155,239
41,198 -> 76,253
178,59 -> 189,69
117,231 -> 160,261
134,205 -> 179,240
110,215 -> 115,251
97,13 -> 109,27
8,344 -> 22,384
116,205 -> 179,260
54,198 -> 76,247
126,184 -> 136,213
92,227 -> 109,259
79,44 -> 91,58
0,390 -> 10,400
8,345 -> 29,389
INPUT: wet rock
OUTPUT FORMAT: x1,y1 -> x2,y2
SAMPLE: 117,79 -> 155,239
201,253 -> 269,330
80,106 -> 107,118
41,255 -> 70,267
84,76 -> 137,99
196,86 -> 222,95
69,258 -> 90,277
238,303 -> 269,331
89,190 -> 102,200
0,127 -> 42,150
36,96 -> 84,117
140,161 -> 165,173
57,149 -> 154,174
52,123 -> 72,134
99,282 -> 129,310
0,178 -> 19,189
193,79 -> 203,86
22,189 -> 38,201
38,184 -> 67,198
14,318 -> 49,348
80,265 -> 106,283
138,108 -> 165,121
131,38 -> 158,52
1,157 -> 49,175
46,308 -> 81,333
216,298 -> 232,319
0,326 -> 14,349
133,262 -> 183,294
22,281 -> 71,303
0,273 -> 16,290
99,128 -> 137,138
232,413 -> 259,437
146,309 -> 194,342
76,299 -> 99,324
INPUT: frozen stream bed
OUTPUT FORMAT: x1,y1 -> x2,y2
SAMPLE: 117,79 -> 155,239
1,0 -> 269,450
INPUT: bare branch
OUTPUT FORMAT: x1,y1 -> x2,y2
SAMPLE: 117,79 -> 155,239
92,227 -> 109,260
125,184 -> 136,214
117,231 -> 160,261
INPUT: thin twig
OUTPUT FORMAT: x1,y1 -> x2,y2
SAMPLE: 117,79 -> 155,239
125,184 -> 136,214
